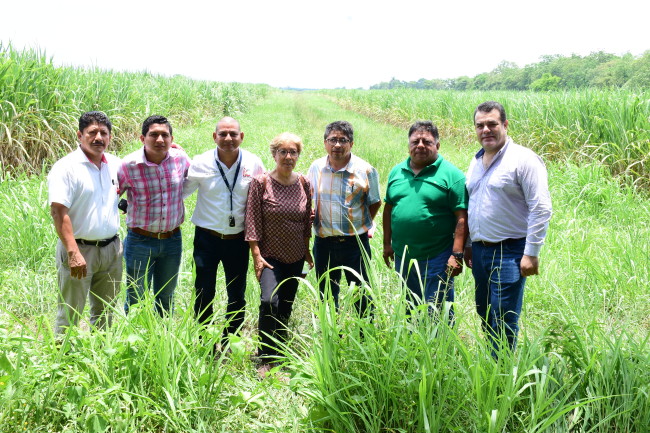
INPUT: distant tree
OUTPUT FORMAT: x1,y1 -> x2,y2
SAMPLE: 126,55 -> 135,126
529,73 -> 562,91
592,54 -> 634,87
367,50 -> 650,90
625,51 -> 650,88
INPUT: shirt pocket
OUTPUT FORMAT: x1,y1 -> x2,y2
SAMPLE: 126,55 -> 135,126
487,169 -> 519,194
344,178 -> 366,208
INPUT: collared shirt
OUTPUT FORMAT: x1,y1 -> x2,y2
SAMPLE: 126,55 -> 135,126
466,138 -> 552,257
386,155 -> 468,261
184,147 -> 265,234
48,146 -> 120,240
307,153 -> 381,237
117,147 -> 190,232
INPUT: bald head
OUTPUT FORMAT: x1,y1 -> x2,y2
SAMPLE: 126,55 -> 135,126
216,116 -> 240,132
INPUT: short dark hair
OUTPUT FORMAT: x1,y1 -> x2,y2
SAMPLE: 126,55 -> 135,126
324,120 -> 354,142
79,111 -> 112,133
142,115 -> 172,136
408,121 -> 439,140
474,101 -> 507,123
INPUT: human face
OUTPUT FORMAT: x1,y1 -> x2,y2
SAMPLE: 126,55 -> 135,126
77,122 -> 111,165
141,123 -> 173,164
213,118 -> 243,154
273,142 -> 300,173
324,130 -> 353,166
408,130 -> 439,169
475,109 -> 508,154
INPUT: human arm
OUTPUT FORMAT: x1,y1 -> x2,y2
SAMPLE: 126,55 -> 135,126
446,209 -> 468,277
302,177 -> 314,270
382,203 -> 394,267
304,237 -> 314,270
50,202 -> 86,279
249,241 -> 273,281
367,166 -> 382,221
369,201 -> 382,221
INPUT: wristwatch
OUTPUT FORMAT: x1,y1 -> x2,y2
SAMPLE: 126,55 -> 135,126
452,252 -> 464,261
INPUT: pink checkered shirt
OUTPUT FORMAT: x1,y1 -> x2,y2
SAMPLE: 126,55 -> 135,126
118,147 -> 190,233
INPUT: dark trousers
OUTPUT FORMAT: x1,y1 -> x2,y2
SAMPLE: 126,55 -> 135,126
193,226 -> 249,339
258,257 -> 303,362
313,232 -> 372,316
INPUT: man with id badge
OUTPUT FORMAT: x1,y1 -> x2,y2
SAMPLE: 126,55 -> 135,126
184,117 -> 265,348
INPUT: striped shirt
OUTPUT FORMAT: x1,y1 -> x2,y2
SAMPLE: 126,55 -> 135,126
307,154 -> 381,237
117,147 -> 190,233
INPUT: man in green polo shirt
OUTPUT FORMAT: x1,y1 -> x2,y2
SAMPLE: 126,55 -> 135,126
382,121 -> 468,320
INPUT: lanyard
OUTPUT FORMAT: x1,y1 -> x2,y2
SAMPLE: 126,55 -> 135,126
216,150 -> 242,215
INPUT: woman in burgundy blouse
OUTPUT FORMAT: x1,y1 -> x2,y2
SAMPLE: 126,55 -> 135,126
245,132 -> 313,377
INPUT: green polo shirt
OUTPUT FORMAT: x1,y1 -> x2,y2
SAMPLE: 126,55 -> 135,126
385,155 -> 468,262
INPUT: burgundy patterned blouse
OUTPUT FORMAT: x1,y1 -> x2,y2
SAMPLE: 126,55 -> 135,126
245,173 -> 312,264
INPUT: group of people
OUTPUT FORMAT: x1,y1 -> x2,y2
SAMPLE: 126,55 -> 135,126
47,100 -> 551,372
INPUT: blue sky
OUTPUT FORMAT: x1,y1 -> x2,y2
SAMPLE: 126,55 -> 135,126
2,0 -> 648,89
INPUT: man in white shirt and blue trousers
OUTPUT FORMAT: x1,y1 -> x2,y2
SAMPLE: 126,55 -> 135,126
465,101 -> 552,357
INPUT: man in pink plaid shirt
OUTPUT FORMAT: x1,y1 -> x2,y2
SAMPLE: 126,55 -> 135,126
118,115 -> 190,315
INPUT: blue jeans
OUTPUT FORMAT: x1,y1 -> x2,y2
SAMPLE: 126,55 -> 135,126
395,247 -> 454,322
192,226 -> 249,340
471,238 -> 527,354
124,229 -> 182,316
313,233 -> 371,316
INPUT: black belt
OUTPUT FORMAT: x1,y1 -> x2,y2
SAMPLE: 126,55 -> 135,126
476,237 -> 524,247
319,233 -> 368,243
198,226 -> 244,240
75,234 -> 118,247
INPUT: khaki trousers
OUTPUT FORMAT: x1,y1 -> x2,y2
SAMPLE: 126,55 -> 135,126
55,238 -> 123,334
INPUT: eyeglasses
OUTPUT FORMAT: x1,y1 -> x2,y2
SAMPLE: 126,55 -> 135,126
276,149 -> 299,157
326,137 -> 351,145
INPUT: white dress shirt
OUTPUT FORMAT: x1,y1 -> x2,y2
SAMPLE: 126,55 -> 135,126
466,138 -> 552,256
184,148 -> 265,234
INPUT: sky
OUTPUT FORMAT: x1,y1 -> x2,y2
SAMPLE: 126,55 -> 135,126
2,0 -> 648,89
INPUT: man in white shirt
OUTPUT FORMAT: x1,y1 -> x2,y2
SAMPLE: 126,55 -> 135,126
465,101 -> 552,355
48,111 -> 122,334
184,117 -> 265,347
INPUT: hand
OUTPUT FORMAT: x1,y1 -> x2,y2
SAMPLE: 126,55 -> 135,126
304,251 -> 314,270
520,255 -> 539,277
463,246 -> 473,269
383,244 -> 394,267
446,255 -> 464,277
253,255 -> 273,281
68,250 -> 87,279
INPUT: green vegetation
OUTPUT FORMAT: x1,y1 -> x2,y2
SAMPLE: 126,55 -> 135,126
372,50 -> 650,90
322,88 -> 650,188
0,54 -> 648,431
0,43 -> 271,175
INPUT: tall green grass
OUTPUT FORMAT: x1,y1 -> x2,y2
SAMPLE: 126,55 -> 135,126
322,88 -> 650,188
0,43 -> 272,175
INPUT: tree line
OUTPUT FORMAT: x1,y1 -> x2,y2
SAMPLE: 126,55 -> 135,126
371,51 -> 650,91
